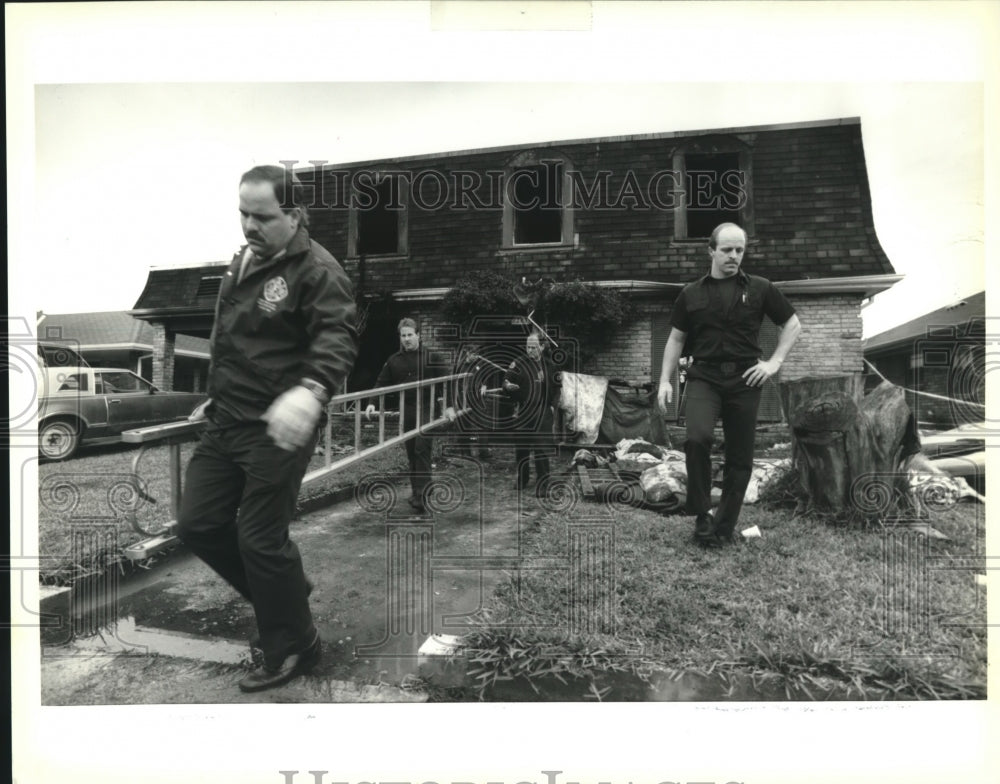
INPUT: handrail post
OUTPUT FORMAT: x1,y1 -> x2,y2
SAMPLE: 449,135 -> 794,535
378,393 -> 386,444
354,400 -> 362,453
323,404 -> 333,467
169,442 -> 183,521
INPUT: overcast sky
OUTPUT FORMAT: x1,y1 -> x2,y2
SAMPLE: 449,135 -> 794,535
11,6 -> 994,341
29,81 -> 984,337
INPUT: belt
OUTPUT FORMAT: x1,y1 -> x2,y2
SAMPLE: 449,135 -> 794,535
692,358 -> 759,374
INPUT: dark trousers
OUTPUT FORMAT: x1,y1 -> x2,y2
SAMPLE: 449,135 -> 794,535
513,407 -> 554,490
176,422 -> 317,668
405,434 -> 433,500
515,444 -> 551,489
683,370 -> 762,537
456,434 -> 490,458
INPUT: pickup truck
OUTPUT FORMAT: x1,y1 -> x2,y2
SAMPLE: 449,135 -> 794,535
38,366 -> 206,461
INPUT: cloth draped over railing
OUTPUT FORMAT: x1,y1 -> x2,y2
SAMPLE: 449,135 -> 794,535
558,372 -> 608,444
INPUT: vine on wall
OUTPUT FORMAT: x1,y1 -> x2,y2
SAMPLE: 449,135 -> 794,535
441,271 -> 631,360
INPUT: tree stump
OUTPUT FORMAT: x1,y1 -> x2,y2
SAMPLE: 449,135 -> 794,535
778,374 -> 920,517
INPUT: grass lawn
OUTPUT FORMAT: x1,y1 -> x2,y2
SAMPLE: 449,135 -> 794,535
457,474 -> 987,701
35,419 -> 987,700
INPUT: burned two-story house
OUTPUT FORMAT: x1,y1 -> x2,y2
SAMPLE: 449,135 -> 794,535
132,117 -> 901,421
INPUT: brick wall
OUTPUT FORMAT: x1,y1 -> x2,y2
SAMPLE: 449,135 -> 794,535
151,322 -> 175,391
302,121 -> 894,294
779,295 -> 864,380
587,294 -> 863,385
581,300 -> 658,385
393,293 -> 864,390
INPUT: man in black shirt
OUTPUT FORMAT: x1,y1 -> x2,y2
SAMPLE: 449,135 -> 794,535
656,223 -> 801,546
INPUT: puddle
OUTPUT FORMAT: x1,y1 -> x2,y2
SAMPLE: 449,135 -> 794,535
64,615 -> 249,665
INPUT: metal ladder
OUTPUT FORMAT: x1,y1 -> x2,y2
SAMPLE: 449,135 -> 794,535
120,372 -> 472,560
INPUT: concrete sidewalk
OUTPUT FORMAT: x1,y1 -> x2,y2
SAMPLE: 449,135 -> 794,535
40,651 -> 426,704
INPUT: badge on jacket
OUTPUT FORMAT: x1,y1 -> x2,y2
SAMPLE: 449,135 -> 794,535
258,276 -> 288,313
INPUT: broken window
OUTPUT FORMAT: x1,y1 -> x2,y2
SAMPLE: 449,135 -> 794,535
502,153 -> 574,249
684,152 -> 743,239
672,140 -> 753,241
512,162 -> 563,245
350,172 -> 407,257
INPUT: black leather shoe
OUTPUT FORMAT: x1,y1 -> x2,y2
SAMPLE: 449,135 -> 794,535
239,634 -> 322,693
694,513 -> 715,542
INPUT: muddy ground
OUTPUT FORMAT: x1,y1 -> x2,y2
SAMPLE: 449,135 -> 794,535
40,453 -> 541,704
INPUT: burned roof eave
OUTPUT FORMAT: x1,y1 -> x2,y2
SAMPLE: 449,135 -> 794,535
299,117 -> 862,173
392,274 -> 903,302
392,280 -> 686,302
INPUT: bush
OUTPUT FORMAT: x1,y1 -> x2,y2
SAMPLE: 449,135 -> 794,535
442,273 -> 631,360
441,270 -> 522,326
543,279 -> 629,358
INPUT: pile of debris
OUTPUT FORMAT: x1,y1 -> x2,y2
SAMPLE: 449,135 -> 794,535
571,438 -> 790,513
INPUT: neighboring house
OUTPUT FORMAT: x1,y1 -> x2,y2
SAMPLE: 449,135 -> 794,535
37,310 -> 210,392
864,291 -> 986,428
132,117 -> 901,418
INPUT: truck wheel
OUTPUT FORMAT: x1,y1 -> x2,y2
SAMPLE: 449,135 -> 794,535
39,419 -> 80,461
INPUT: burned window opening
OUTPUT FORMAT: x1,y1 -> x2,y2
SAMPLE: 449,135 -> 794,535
684,152 -> 742,239
512,162 -> 563,245
357,177 -> 400,256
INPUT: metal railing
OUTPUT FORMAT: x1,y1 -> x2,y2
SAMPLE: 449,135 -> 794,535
120,373 -> 472,558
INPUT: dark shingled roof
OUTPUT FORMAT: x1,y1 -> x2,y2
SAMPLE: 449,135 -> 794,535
132,263 -> 230,311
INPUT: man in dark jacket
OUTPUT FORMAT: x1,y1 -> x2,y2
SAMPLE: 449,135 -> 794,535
177,165 -> 357,692
365,318 -> 455,511
503,331 -> 561,496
